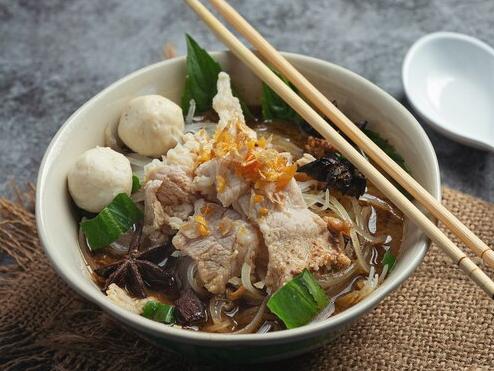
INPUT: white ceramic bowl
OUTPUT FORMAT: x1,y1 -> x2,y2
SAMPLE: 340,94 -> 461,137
36,51 -> 440,363
403,32 -> 494,151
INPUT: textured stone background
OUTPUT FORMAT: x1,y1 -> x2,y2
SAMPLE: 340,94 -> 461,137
1,0 -> 493,201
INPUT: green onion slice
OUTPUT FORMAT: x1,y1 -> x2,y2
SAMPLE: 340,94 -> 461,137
267,269 -> 329,329
131,175 -> 141,193
382,250 -> 396,272
80,193 -> 143,251
142,301 -> 175,324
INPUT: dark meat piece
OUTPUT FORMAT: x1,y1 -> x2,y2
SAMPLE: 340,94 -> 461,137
174,289 -> 206,325
297,153 -> 366,197
94,227 -> 177,298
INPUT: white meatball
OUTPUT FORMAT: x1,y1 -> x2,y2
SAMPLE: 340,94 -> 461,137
68,147 -> 132,213
118,95 -> 184,156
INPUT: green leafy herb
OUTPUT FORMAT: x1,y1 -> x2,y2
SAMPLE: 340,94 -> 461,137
260,70 -> 322,136
363,129 -> 410,173
382,250 -> 396,272
181,34 -> 222,114
261,70 -> 304,125
181,34 -> 253,119
80,193 -> 144,251
142,301 -> 175,324
178,35 -> 253,119
131,175 -> 141,193
267,269 -> 329,329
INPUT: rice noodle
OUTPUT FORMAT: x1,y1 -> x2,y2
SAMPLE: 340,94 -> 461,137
80,221 -> 133,258
350,231 -> 368,272
78,224 -> 99,272
269,134 -> 303,158
227,277 -> 241,287
360,193 -> 402,219
304,190 -> 371,273
108,240 -> 131,256
233,298 -> 267,334
184,121 -> 217,136
379,263 -> 389,284
337,233 -> 346,251
241,263 -> 264,300
227,286 -> 246,301
364,265 -> 379,292
209,296 -> 231,325
126,153 -> 153,168
131,189 -> 145,203
311,302 -> 336,322
297,180 -> 320,193
335,266 -> 379,308
133,169 -> 145,183
185,99 -> 196,125
317,263 -> 358,289
351,199 -> 387,245
202,320 -> 232,333
187,261 -> 209,297
256,321 -> 272,334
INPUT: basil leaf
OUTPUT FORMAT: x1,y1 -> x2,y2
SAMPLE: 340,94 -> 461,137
131,175 -> 141,193
181,34 -> 254,120
260,70 -> 323,136
363,129 -> 410,173
261,70 -> 304,124
80,193 -> 143,251
267,269 -> 329,329
382,250 -> 396,272
181,34 -> 222,114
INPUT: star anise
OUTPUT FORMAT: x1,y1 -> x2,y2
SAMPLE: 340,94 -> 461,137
94,225 -> 177,299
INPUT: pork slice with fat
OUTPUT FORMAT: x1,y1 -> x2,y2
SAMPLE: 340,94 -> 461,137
235,180 -> 350,292
172,199 -> 259,294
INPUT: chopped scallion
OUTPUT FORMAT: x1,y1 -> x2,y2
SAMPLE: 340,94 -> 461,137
382,250 -> 396,272
80,193 -> 143,251
131,175 -> 141,193
142,301 -> 175,324
267,269 -> 329,329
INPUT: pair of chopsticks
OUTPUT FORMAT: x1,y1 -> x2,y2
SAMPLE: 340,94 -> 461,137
184,0 -> 494,298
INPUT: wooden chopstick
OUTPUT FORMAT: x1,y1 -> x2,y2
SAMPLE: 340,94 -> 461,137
208,0 -> 494,272
184,0 -> 494,298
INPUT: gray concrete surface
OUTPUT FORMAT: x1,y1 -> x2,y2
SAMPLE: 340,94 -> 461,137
1,0 -> 493,201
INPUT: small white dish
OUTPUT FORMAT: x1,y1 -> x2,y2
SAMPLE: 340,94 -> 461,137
403,32 -> 494,151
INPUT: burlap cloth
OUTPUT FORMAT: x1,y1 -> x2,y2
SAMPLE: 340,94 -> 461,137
0,186 -> 493,370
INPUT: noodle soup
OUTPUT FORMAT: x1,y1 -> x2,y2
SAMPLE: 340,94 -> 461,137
69,35 -> 407,334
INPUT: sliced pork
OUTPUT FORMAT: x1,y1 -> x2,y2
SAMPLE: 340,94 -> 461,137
234,180 -> 350,292
193,158 -> 250,207
172,199 -> 259,294
142,133 -> 201,243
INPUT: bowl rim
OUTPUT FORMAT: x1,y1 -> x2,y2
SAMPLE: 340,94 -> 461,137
402,31 -> 494,152
36,51 -> 441,346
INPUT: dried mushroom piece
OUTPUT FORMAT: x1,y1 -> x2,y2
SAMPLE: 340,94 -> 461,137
175,288 -> 206,325
297,153 -> 367,198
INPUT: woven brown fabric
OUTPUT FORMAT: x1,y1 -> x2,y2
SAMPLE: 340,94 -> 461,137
0,186 -> 492,370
